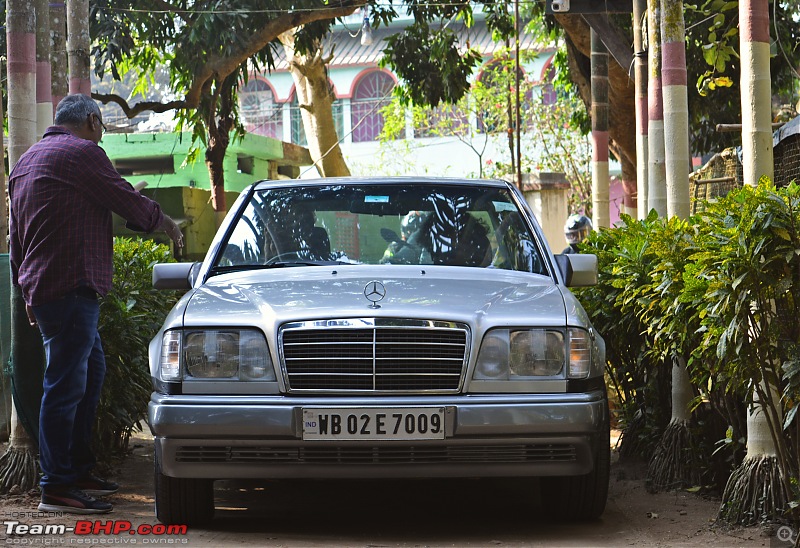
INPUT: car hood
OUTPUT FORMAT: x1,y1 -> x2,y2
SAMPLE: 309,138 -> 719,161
180,265 -> 568,329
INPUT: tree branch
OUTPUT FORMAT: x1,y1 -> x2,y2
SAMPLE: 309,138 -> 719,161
184,3 -> 364,107
92,92 -> 187,118
98,2 -> 364,117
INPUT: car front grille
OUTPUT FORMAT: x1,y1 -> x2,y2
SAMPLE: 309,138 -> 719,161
280,319 -> 469,393
175,444 -> 577,464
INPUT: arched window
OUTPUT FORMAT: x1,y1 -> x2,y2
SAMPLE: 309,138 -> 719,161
290,91 -> 345,146
239,79 -> 283,139
350,71 -> 396,142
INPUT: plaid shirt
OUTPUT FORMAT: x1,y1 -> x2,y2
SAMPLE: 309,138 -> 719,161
9,126 -> 165,306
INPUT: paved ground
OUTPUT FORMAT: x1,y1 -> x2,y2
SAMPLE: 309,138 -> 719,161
0,430 -> 787,547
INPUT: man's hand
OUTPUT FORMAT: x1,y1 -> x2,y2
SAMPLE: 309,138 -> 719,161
161,215 -> 184,248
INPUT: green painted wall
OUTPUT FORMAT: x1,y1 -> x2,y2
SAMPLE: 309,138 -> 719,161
101,131 -> 285,193
113,186 -> 241,261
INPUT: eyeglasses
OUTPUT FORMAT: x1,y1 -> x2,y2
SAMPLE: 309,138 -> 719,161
91,113 -> 107,134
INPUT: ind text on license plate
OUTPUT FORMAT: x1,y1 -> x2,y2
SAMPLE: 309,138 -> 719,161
302,407 -> 446,440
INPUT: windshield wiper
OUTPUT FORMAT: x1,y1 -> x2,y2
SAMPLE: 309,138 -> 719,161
209,260 -> 348,275
208,264 -> 286,275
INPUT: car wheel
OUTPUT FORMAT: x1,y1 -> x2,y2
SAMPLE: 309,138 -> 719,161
154,454 -> 214,526
540,408 -> 611,521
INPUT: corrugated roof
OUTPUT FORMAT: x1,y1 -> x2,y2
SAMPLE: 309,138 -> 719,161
270,22 -> 544,71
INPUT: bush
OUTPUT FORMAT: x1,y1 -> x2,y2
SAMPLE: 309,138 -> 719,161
690,181 -> 800,518
574,215 -> 670,460
577,211 -> 742,486
579,180 -> 800,514
94,238 -> 180,462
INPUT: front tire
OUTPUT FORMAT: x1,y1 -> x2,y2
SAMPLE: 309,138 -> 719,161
154,453 -> 214,526
540,408 -> 611,521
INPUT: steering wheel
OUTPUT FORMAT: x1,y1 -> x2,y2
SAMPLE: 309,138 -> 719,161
265,251 -> 302,265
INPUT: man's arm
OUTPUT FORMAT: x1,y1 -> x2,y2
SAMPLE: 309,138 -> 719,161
78,142 -> 183,247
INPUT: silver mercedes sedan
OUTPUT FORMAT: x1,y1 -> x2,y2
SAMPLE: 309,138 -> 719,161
148,177 -> 609,525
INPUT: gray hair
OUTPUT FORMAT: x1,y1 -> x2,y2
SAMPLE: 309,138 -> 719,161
54,94 -> 102,126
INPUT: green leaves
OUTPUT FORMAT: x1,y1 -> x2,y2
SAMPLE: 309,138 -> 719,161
94,238 -> 181,461
381,24 -> 482,107
578,182 -> 800,466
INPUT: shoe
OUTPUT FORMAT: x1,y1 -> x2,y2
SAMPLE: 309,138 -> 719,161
38,488 -> 113,514
75,474 -> 119,496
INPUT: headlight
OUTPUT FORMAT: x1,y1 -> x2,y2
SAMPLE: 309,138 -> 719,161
159,329 -> 276,382
509,330 -> 564,376
473,330 -> 510,380
474,328 -> 591,380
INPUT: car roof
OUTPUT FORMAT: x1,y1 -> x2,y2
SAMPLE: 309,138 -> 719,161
252,176 -> 512,191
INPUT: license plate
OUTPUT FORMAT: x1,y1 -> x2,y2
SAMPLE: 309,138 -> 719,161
302,407 -> 446,440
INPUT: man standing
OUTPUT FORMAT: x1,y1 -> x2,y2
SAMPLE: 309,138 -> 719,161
9,94 -> 184,514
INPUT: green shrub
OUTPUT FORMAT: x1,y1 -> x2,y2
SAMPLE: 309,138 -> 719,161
576,210 -> 742,481
581,180 -> 800,509
575,214 -> 670,460
690,180 -> 800,512
94,237 -> 180,462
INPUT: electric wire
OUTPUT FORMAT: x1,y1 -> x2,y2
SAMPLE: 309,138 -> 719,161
102,2 -> 548,16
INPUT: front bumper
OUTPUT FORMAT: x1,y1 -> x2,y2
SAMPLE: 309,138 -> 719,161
149,391 -> 608,479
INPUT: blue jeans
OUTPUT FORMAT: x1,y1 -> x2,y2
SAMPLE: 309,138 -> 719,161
33,289 -> 106,490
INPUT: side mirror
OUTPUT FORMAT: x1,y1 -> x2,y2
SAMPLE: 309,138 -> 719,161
152,262 -> 200,290
554,254 -> 598,287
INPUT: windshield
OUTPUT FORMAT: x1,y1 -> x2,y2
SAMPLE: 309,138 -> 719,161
213,183 -> 548,274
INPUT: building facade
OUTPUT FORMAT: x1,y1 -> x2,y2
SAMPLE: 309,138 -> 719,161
239,13 -> 560,180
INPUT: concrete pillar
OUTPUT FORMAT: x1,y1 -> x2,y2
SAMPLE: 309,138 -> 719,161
520,172 -> 570,253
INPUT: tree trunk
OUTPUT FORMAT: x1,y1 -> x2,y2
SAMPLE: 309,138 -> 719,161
36,0 -> 53,138
554,15 -> 636,207
718,385 -> 789,524
206,135 -> 228,229
590,29 -> 610,229
660,0 -> 690,219
49,0 -> 68,111
279,29 -> 350,178
0,78 -> 7,254
646,356 -> 700,491
7,0 -> 37,167
0,70 -> 7,441
66,0 -> 90,95
205,76 -> 236,228
646,0 -> 667,216
739,0 -> 773,186
0,405 -> 39,492
4,0 -> 40,492
648,22 -> 693,493
633,0 -> 648,219
716,0 -> 788,526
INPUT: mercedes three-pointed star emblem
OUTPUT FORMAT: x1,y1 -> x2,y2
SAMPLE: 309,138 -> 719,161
364,281 -> 386,308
